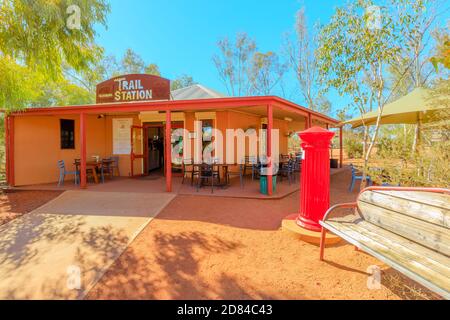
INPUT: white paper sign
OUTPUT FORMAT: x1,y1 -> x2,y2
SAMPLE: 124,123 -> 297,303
112,118 -> 132,154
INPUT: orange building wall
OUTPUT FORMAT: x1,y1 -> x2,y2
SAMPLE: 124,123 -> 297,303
13,114 -> 141,186
13,110 -> 303,186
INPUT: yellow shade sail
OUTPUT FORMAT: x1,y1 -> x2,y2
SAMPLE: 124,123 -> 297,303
342,87 -> 450,128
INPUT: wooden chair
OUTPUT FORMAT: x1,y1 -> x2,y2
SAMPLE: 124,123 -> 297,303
320,186 -> 450,299
181,158 -> 198,185
196,163 -> 220,193
243,156 -> 258,180
109,156 -> 120,176
100,159 -> 114,183
74,159 -> 96,183
278,159 -> 295,184
227,164 -> 245,188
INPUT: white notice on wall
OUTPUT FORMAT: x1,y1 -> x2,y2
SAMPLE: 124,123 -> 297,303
112,118 -> 132,154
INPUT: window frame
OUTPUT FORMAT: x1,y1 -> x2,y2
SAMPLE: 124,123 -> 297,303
60,119 -> 75,150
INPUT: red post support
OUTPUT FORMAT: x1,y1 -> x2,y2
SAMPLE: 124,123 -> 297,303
165,110 -> 172,192
5,115 -> 14,186
80,112 -> 87,189
339,127 -> 343,168
305,113 -> 312,129
297,126 -> 334,231
5,115 -> 9,185
267,104 -> 273,196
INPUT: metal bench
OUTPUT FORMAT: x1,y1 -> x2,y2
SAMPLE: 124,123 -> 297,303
319,186 -> 450,299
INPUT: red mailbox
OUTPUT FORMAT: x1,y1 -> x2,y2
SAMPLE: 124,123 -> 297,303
297,126 -> 334,232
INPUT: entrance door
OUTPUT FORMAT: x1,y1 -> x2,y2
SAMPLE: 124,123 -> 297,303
130,125 -> 147,177
146,126 -> 164,172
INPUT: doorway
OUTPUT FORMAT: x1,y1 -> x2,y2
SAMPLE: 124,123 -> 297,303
146,125 -> 164,173
143,121 -> 184,176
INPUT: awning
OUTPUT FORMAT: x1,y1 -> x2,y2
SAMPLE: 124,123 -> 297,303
342,87 -> 449,128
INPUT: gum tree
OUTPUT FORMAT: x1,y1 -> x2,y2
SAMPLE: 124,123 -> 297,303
316,0 -> 399,187
284,7 -> 331,114
212,32 -> 257,96
0,0 -> 110,110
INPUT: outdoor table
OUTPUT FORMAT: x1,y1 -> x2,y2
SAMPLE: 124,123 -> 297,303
193,164 -> 229,189
74,159 -> 114,184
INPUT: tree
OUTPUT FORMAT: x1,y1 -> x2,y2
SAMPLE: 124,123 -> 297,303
284,7 -> 331,114
171,74 -> 197,90
120,48 -> 146,74
389,0 -> 443,152
0,0 -> 110,110
430,22 -> 450,71
0,0 -> 109,78
212,32 -> 256,96
145,63 -> 161,76
248,51 -> 286,95
317,0 -> 400,187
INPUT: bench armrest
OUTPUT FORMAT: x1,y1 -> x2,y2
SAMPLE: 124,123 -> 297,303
321,202 -> 357,223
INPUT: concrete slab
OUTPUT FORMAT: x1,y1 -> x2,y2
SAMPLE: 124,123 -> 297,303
0,190 -> 175,300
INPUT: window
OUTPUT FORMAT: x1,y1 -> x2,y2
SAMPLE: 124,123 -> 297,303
202,119 -> 213,152
60,119 -> 75,149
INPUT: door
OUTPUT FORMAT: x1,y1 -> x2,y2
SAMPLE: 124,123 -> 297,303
130,125 -> 147,177
147,126 -> 163,172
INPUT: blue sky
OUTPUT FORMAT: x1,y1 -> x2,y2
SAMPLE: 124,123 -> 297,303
94,0 -> 448,117
95,0 -> 342,109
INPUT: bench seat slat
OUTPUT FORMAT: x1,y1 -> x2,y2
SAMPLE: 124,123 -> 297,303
359,190 -> 450,228
374,190 -> 450,210
357,201 -> 450,256
322,220 -> 450,298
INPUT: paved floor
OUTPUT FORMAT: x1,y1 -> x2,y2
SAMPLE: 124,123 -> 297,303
0,190 -> 175,299
15,167 -> 348,200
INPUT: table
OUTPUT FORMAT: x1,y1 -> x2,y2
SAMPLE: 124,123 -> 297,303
74,159 -> 114,184
192,164 -> 230,189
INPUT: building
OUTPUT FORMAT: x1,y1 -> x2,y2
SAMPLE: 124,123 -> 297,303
4,74 -> 342,195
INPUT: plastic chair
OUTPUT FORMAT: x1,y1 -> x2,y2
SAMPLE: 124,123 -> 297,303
57,160 -> 79,186
349,164 -> 372,192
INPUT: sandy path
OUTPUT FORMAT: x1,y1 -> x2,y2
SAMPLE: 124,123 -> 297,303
0,190 -> 175,299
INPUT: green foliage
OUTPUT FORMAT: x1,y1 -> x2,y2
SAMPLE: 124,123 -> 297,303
213,32 -> 257,96
145,63 -> 161,76
371,79 -> 450,187
344,132 -> 364,159
120,48 -> 146,74
316,0 -> 398,111
284,7 -> 331,114
249,51 -> 286,95
0,0 -> 110,78
0,0 -> 110,110
171,74 -> 197,90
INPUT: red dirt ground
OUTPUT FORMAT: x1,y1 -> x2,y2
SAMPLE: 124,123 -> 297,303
87,170 -> 437,300
0,190 -> 63,226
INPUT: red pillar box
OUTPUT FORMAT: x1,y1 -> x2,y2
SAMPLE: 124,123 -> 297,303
282,126 -> 340,244
297,126 -> 334,231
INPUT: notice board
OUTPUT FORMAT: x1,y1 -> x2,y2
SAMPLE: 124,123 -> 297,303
112,118 -> 132,155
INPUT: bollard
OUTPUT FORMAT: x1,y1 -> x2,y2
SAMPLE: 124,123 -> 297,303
297,126 -> 335,231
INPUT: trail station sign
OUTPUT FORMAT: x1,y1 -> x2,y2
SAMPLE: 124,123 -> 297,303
96,74 -> 171,103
